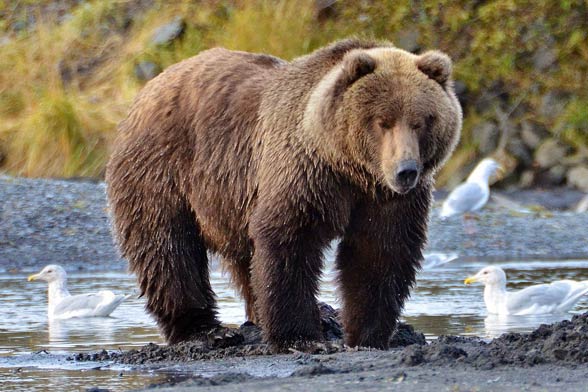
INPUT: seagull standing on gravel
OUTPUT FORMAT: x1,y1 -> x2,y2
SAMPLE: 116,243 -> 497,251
28,264 -> 128,319
440,158 -> 502,219
464,265 -> 588,315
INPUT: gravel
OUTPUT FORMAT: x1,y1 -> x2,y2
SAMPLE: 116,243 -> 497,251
1,175 -> 587,273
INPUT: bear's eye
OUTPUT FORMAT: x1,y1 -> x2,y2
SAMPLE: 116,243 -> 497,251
410,122 -> 424,131
425,114 -> 436,129
377,119 -> 393,129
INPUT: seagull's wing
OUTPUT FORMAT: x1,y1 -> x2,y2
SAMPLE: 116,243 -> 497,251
52,291 -> 128,318
92,291 -> 128,317
506,281 -> 588,315
53,293 -> 106,318
440,182 -> 489,217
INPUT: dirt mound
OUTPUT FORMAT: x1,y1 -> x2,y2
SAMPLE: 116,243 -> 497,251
72,303 -> 425,364
72,312 -> 588,369
399,313 -> 588,369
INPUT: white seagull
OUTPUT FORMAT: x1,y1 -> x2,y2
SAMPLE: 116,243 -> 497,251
440,158 -> 502,218
464,265 -> 588,315
28,264 -> 128,319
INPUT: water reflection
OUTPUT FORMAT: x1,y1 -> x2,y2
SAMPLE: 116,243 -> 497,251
483,313 -> 575,338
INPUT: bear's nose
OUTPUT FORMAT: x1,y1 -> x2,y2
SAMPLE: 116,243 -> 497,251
395,160 -> 420,189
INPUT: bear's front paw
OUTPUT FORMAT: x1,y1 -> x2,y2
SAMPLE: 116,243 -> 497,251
188,325 -> 244,349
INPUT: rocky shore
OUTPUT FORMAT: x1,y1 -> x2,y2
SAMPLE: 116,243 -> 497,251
1,175 -> 587,273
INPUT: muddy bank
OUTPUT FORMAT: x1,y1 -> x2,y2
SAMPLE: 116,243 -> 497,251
1,176 -> 587,273
80,309 -> 588,369
72,304 -> 426,364
74,312 -> 588,391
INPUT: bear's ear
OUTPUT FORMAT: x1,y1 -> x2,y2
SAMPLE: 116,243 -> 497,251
340,52 -> 376,87
416,50 -> 452,85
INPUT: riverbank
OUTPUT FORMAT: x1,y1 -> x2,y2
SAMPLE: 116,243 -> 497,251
1,175 -> 587,273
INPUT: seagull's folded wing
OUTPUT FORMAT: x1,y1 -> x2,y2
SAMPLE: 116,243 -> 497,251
506,282 -> 582,315
53,293 -> 106,318
442,182 -> 487,216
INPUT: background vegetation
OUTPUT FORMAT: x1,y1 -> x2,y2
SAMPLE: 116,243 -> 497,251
0,0 -> 586,189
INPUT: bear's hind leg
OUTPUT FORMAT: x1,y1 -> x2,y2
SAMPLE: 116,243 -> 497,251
224,257 -> 258,324
107,159 -> 219,344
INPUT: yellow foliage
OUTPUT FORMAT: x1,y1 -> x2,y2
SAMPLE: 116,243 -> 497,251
0,0 -> 586,179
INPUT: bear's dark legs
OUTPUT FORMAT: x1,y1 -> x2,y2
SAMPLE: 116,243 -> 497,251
250,234 -> 325,351
336,187 -> 431,348
107,155 -> 219,344
337,238 -> 417,348
130,205 -> 219,344
147,215 -> 219,344
224,257 -> 258,323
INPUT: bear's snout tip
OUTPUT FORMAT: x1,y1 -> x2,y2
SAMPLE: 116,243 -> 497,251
394,160 -> 420,193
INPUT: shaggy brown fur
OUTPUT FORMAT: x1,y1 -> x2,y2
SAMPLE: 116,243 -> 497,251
106,39 -> 461,350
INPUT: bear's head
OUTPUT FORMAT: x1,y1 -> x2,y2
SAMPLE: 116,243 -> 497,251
305,45 -> 462,194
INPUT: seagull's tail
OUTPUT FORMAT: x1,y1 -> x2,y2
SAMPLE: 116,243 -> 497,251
439,207 -> 451,219
559,283 -> 588,312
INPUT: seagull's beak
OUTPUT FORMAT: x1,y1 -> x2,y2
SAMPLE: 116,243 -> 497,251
27,273 -> 40,282
464,276 -> 478,285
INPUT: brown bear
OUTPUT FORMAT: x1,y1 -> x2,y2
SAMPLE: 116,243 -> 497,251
106,39 -> 461,350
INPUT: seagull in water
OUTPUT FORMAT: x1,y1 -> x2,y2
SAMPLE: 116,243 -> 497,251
464,266 -> 588,315
28,265 -> 128,319
440,158 -> 502,218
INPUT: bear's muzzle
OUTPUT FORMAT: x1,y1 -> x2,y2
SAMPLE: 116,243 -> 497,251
394,159 -> 420,194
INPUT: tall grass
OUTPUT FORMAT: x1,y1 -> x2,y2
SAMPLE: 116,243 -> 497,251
0,0 -> 586,180
0,0 -> 127,177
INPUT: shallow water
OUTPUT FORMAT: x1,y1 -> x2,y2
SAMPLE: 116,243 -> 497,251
2,257 -> 588,391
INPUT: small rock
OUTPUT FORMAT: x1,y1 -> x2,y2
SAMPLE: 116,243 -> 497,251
390,323 -> 426,347
507,138 -> 533,166
453,80 -> 469,111
151,17 -> 185,46
395,29 -> 420,53
400,345 -> 424,366
552,349 -> 568,360
519,170 -> 535,188
576,195 -> 588,213
520,121 -> 548,149
546,165 -> 567,186
562,152 -> 588,167
472,121 -> 499,154
567,165 -> 588,191
134,61 -> 161,81
315,0 -> 338,21
539,91 -> 569,119
319,302 -> 343,340
534,138 -> 570,169
532,47 -> 557,72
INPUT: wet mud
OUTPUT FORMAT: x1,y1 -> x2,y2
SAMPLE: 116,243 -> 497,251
72,308 -> 588,391
73,304 -> 426,364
